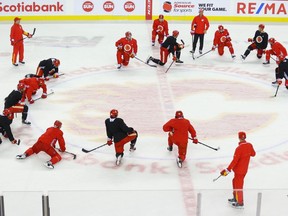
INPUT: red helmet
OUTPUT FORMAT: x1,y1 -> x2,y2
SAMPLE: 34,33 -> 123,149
38,78 -> 45,86
172,30 -> 179,37
175,110 -> 183,118
159,14 -> 164,19
53,59 -> 60,67
268,37 -> 275,44
14,17 -> 21,22
218,25 -> 224,31
17,83 -> 26,91
259,24 -> 265,29
54,120 -> 62,128
125,31 -> 132,40
110,109 -> 118,118
238,131 -> 246,140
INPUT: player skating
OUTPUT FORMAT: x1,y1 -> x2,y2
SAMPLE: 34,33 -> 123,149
105,109 -> 138,166
152,14 -> 169,46
220,132 -> 256,209
241,24 -> 268,61
16,120 -> 66,169
163,111 -> 198,168
115,31 -> 138,69
147,30 -> 184,66
4,83 -> 31,125
0,109 -> 20,145
212,25 -> 236,59
263,38 -> 287,65
10,17 -> 33,66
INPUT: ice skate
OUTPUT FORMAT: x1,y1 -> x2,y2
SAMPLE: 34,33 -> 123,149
115,153 -> 123,166
176,157 -> 182,168
176,59 -> 184,63
199,50 -> 203,54
232,202 -> 244,209
13,63 -> 18,66
16,153 -> 27,159
167,146 -> 173,151
117,64 -> 122,69
152,42 -> 155,46
271,81 -> 278,86
44,161 -> 54,169
241,55 -> 246,61
263,60 -> 270,65
231,54 -> 236,59
129,143 -> 136,152
228,197 -> 237,204
22,120 -> 31,125
19,61 -> 25,64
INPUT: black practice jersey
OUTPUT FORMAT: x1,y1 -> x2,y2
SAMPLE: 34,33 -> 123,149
105,118 -> 134,143
161,36 -> 179,55
4,90 -> 22,108
0,115 -> 14,141
253,30 -> 268,49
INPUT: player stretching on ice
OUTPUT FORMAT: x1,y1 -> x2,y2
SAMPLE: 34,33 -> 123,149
152,14 -> 169,46
263,38 -> 287,65
19,77 -> 47,104
0,108 -> 19,145
273,57 -> 288,88
105,109 -> 138,165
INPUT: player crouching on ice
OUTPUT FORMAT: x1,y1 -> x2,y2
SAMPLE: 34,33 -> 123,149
0,108 -> 20,145
105,109 -> 138,166
16,120 -> 66,169
147,30 -> 184,66
272,57 -> 288,88
19,77 -> 47,104
163,111 -> 198,168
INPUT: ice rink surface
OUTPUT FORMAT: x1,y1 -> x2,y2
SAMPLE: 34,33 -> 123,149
0,21 -> 288,215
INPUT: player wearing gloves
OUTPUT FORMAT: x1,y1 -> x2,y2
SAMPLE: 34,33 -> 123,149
241,24 -> 268,61
152,14 -> 169,46
147,30 -> 184,66
16,120 -> 66,169
163,111 -> 198,168
115,31 -> 138,69
4,83 -> 31,125
18,77 -> 47,104
273,57 -> 288,88
264,38 -> 287,65
190,9 -> 210,55
212,25 -> 235,59
105,109 -> 138,166
220,131 -> 256,208
0,108 -> 19,145
10,17 -> 33,66
35,58 -> 61,81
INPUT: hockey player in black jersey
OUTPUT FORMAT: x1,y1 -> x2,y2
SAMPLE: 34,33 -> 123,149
273,57 -> 288,88
0,109 -> 19,145
35,58 -> 60,81
147,30 -> 184,65
241,24 -> 268,60
105,109 -> 138,165
4,83 -> 31,125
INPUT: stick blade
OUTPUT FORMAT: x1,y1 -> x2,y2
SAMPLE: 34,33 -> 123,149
81,148 -> 90,153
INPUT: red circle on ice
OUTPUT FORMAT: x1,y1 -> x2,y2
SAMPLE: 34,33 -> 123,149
103,1 -> 114,12
82,1 -> 94,12
124,1 -> 135,12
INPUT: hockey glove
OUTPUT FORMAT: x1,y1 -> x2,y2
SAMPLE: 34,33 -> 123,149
29,99 -> 34,104
27,33 -> 32,38
107,139 -> 113,146
117,45 -> 123,50
248,38 -> 253,42
10,40 -> 14,46
192,137 -> 198,144
172,56 -> 177,61
53,73 -> 59,78
190,30 -> 195,35
220,168 -> 230,176
130,53 -> 136,58
277,79 -> 282,85
11,139 -> 18,144
212,45 -> 216,51
41,93 -> 47,99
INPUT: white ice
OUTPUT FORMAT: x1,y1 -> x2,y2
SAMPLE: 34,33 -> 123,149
0,21 -> 288,216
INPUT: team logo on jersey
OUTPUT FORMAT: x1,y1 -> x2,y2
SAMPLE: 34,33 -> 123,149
220,36 -> 227,43
157,25 -> 164,32
124,44 -> 132,52
82,1 -> 94,12
256,36 -> 263,43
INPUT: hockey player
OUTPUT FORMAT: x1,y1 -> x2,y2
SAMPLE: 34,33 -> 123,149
115,31 -> 138,69
147,30 -> 184,66
105,109 -> 138,166
19,77 -> 47,104
35,58 -> 61,81
163,111 -> 198,168
273,57 -> 288,88
263,38 -> 287,65
152,14 -> 169,46
190,9 -> 210,56
220,132 -> 256,208
241,24 -> 268,61
16,120 -> 66,169
0,108 -> 19,145
212,25 -> 236,59
10,17 -> 33,66
4,83 -> 31,125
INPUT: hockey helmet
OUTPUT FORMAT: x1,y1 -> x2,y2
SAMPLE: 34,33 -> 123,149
268,37 -> 275,44
54,120 -> 62,128
17,83 -> 26,91
218,25 -> 224,32
258,24 -> 265,30
159,14 -> 164,20
14,17 -> 21,22
172,30 -> 179,37
110,109 -> 118,118
125,31 -> 132,40
175,110 -> 184,118
238,131 -> 246,140
53,59 -> 60,67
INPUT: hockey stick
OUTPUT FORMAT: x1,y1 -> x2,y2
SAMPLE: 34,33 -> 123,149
34,90 -> 54,101
14,28 -> 36,45
165,60 -> 174,73
82,143 -> 108,153
274,84 -> 280,97
196,49 -> 213,59
57,148 -> 76,159
213,175 -> 222,182
189,138 -> 220,151
134,56 -> 157,67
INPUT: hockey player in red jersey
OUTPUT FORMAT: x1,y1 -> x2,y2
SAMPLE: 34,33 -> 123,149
115,32 -> 138,69
19,77 -> 47,104
241,24 -> 268,61
0,108 -> 19,145
10,17 -> 33,66
16,120 -> 66,169
35,58 -> 61,81
212,25 -> 236,59
220,132 -> 256,208
105,109 -> 138,165
152,14 -> 169,46
163,111 -> 198,168
147,30 -> 184,66
4,83 -> 31,125
264,38 -> 287,65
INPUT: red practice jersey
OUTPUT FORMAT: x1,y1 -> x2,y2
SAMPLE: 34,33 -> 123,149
10,23 -> 28,42
115,37 -> 138,55
227,141 -> 256,174
163,118 -> 197,144
19,77 -> 47,101
213,29 -> 231,46
153,19 -> 169,36
191,15 -> 209,34
270,42 -> 287,61
38,127 -> 66,152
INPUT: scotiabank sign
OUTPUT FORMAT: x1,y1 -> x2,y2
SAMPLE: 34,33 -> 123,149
236,1 -> 288,16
